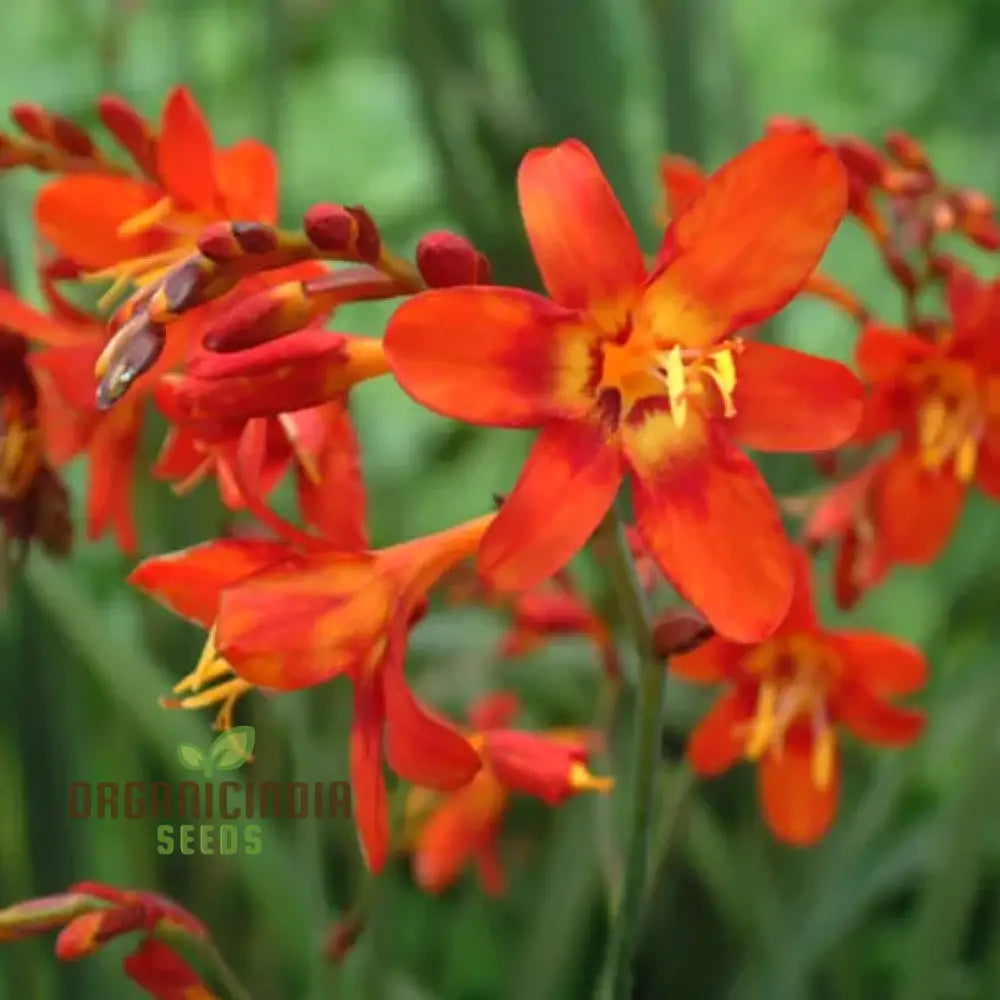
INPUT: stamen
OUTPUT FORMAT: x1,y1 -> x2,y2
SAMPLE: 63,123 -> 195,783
745,681 -> 777,759
811,724 -> 836,790
568,762 -> 615,794
665,345 -> 687,428
955,434 -> 978,483
918,397 -> 948,454
173,626 -> 232,693
166,677 -> 253,713
117,197 -> 174,238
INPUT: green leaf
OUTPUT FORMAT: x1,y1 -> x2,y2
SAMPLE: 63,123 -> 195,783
209,726 -> 256,770
176,743 -> 205,771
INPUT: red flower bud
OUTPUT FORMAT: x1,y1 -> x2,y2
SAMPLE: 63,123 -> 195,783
884,130 -> 930,171
98,95 -> 158,178
11,103 -> 96,159
416,231 -> 491,287
834,138 -> 887,188
303,204 -> 381,262
651,608 -> 714,658
885,252 -> 917,294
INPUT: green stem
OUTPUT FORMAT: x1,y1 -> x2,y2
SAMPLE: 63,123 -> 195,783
597,507 -> 667,1000
154,925 -> 255,1000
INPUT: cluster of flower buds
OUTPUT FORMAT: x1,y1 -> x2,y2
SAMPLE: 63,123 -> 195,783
0,882 -> 217,999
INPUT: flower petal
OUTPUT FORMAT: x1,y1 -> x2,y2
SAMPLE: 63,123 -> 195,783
875,450 -> 965,564
291,401 -> 368,550
658,154 -> 706,219
35,175 -> 163,270
216,553 -> 389,689
351,676 -> 389,873
759,728 -> 840,845
626,410 -> 792,642
128,538 -> 291,627
385,287 -> 591,427
687,690 -> 750,775
644,131 -> 847,340
730,342 -> 862,452
517,139 -> 646,319
86,406 -> 142,553
855,323 -> 934,382
215,139 -> 278,224
157,86 -> 218,213
382,613 -> 481,789
670,638 -> 745,685
834,681 -> 925,746
477,419 -> 622,592
0,291 -> 85,348
413,775 -> 505,894
833,631 -> 927,696
783,546 -> 820,631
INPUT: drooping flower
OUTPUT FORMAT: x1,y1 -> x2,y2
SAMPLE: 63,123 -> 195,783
132,503 -> 494,871
671,549 -> 926,844
405,692 -> 612,894
852,267 -> 1000,563
386,132 -> 861,641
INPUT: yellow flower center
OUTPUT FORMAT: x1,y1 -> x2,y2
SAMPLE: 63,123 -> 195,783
741,633 -> 840,790
596,330 -> 742,429
912,359 -> 998,484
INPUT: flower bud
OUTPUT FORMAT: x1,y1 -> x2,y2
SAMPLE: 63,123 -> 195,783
304,204 -> 381,262
834,138 -> 886,188
884,130 -> 930,171
416,231 -> 491,287
0,892 -> 94,942
651,608 -> 713,658
98,95 -> 158,178
10,103 -> 96,159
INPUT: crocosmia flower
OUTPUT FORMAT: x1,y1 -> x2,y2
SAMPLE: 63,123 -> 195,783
671,549 -> 926,844
854,267 -> 1000,564
386,132 -> 862,641
406,693 -> 611,894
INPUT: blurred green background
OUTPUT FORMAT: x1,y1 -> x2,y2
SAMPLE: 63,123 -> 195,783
2,0 -> 1000,997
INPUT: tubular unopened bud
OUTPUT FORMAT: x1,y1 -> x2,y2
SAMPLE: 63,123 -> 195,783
11,103 -> 96,159
652,608 -> 713,658
202,282 -> 312,351
98,95 -> 158,178
95,319 -> 166,410
56,908 -> 145,961
304,203 -> 381,262
0,892 -> 94,942
884,130 -> 930,171
416,231 -> 492,287
834,138 -> 886,188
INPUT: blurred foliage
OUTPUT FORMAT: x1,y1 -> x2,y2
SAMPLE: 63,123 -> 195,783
1,0 -> 1000,997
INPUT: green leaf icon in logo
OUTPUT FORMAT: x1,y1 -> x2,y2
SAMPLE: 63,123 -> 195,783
177,743 -> 206,772
208,726 -> 256,774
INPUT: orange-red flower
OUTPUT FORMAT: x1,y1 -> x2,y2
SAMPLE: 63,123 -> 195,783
36,85 -> 276,285
132,512 -> 495,871
386,133 -> 861,642
852,267 -> 1000,563
672,549 -> 926,844
406,692 -> 612,894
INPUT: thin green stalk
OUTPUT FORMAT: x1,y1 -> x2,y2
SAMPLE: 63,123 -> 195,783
154,924 -> 255,1000
597,507 -> 666,1000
